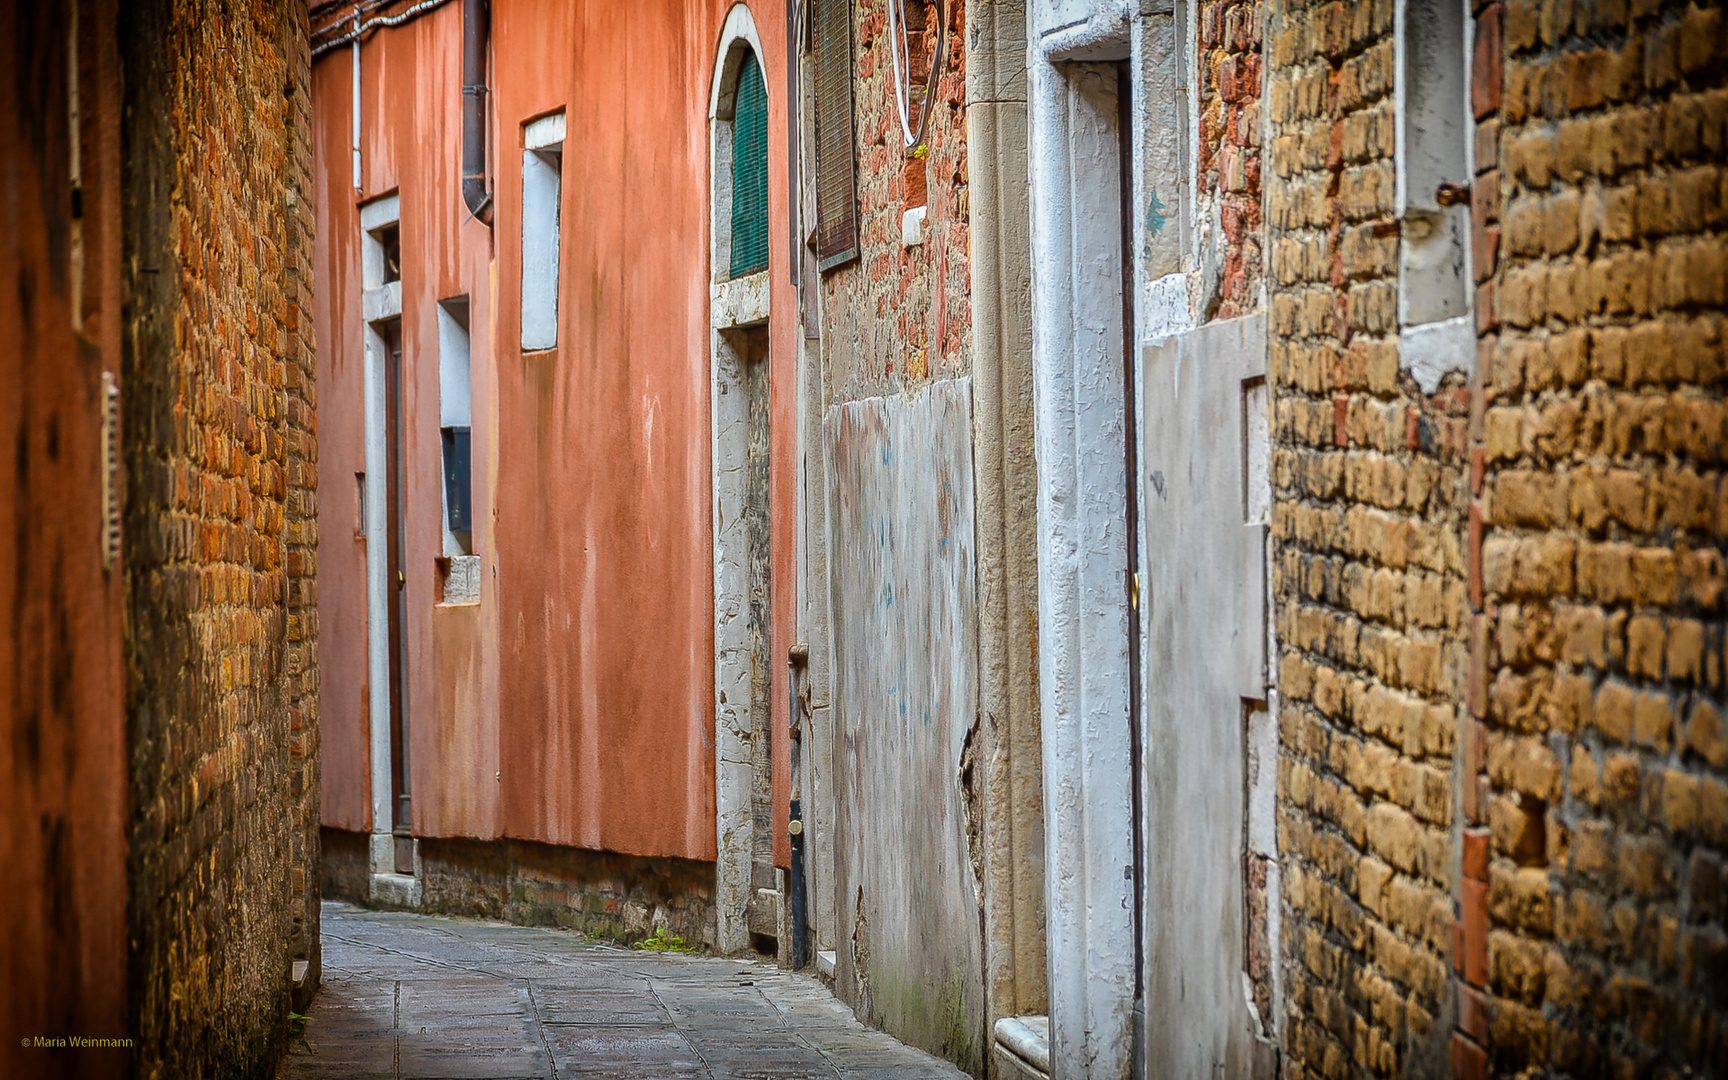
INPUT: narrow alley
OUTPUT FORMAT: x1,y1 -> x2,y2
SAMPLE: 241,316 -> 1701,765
286,905 -> 967,1080
5,1 -> 1726,1079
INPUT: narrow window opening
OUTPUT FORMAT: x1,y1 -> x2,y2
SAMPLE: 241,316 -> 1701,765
359,194 -> 401,296
521,111 -> 565,352
1398,0 -> 1470,327
376,222 -> 401,285
438,298 -> 479,604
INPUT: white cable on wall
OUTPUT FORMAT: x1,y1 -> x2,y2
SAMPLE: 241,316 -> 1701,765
885,0 -> 947,157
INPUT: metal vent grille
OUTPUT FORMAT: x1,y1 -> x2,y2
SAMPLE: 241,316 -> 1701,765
100,371 -> 120,570
813,0 -> 857,271
730,51 -> 770,279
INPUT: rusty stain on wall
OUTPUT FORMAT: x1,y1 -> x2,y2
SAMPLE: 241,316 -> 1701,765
312,0 -> 803,909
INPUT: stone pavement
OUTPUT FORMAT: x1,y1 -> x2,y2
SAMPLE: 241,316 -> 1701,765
281,902 -> 970,1079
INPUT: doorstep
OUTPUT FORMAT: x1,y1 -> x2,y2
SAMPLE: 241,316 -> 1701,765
993,1015 -> 1050,1079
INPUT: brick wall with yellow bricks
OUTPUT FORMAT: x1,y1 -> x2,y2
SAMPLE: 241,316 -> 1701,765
119,1 -> 319,1076
1267,0 -> 1475,1074
1469,0 -> 1728,1072
1267,0 -> 1728,1076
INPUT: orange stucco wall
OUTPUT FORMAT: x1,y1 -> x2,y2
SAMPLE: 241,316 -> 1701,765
1,5 -> 129,1074
314,0 -> 797,865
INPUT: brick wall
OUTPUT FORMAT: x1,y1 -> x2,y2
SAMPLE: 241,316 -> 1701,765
822,0 -> 970,394
1267,0 -> 1471,1073
1268,0 -> 1728,1075
1472,0 -> 1728,1072
120,0 -> 319,1075
1198,0 -> 1267,318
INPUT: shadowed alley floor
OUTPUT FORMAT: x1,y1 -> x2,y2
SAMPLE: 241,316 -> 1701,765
281,903 -> 970,1079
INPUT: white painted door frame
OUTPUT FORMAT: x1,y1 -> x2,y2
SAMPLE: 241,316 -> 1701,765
1026,10 -> 1139,1077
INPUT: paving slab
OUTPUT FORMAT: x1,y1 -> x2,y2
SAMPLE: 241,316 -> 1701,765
280,902 -> 969,1080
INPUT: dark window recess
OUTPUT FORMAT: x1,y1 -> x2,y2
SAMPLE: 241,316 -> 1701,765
731,51 -> 771,279
441,426 -> 472,532
378,221 -> 401,284
812,0 -> 858,271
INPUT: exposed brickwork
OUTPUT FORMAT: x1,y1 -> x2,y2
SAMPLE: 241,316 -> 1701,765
1476,0 -> 1728,1071
1270,0 -> 1728,1074
120,1 -> 319,1076
1198,0 -> 1267,317
1267,0 -> 1470,1074
822,0 -> 970,394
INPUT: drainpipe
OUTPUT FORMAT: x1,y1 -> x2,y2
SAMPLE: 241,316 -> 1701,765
788,644 -> 810,969
461,0 -> 493,225
351,5 -> 362,189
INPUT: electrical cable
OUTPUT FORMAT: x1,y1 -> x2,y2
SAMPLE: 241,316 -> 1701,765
885,0 -> 947,158
312,0 -> 457,58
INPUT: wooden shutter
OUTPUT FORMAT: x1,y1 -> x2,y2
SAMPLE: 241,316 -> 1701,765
730,52 -> 770,278
812,0 -> 857,271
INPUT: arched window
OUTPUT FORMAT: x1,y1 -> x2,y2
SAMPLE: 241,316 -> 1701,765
728,50 -> 769,279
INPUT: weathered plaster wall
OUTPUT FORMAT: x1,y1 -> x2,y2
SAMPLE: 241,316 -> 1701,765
0,3 -> 130,1076
121,0 -> 322,1075
826,380 -> 985,1072
811,1 -> 996,1069
485,0 -> 799,863
312,0 -> 803,932
313,1 -> 502,842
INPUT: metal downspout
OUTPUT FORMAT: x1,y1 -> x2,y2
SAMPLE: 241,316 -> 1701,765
461,0 -> 493,225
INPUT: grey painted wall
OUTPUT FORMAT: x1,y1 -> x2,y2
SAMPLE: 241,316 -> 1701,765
1139,313 -> 1275,1078
826,379 -> 985,1073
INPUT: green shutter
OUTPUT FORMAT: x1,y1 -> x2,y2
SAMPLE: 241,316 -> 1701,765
730,51 -> 770,279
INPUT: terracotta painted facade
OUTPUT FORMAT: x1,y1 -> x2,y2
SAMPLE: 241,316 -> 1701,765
1,4 -> 129,1076
312,0 -> 800,933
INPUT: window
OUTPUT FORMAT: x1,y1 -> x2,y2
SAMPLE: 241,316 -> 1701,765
437,298 -> 473,554
376,222 -> 401,284
360,193 -> 402,297
521,111 -> 565,351
1399,0 -> 1470,327
730,52 -> 771,278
